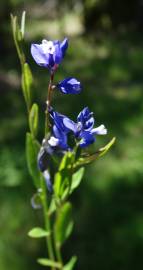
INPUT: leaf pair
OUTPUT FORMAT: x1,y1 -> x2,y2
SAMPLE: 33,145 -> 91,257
38,256 -> 77,270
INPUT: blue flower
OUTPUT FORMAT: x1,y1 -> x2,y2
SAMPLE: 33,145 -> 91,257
63,107 -> 107,148
49,109 -> 72,150
48,107 -> 107,149
57,77 -> 82,94
31,38 -> 68,70
77,108 -> 107,147
77,107 -> 94,132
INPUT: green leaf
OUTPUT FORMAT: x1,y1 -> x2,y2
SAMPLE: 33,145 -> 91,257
37,258 -> 61,268
28,227 -> 50,238
26,132 -> 41,188
63,256 -> 77,270
54,202 -> 73,246
20,11 -> 26,39
22,63 -> 33,110
48,198 -> 57,216
70,167 -> 85,193
98,137 -> 116,157
74,137 -> 116,168
65,220 -> 74,240
54,152 -> 74,198
29,103 -> 39,138
11,15 -> 18,39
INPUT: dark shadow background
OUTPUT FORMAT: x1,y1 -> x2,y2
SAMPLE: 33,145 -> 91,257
1,0 -> 143,269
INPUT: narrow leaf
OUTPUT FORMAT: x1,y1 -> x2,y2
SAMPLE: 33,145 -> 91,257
54,202 -> 73,246
11,14 -> 25,65
74,137 -> 116,168
98,137 -> 116,157
29,103 -> 39,138
59,151 -> 74,171
70,167 -> 85,193
26,132 -> 41,188
37,258 -> 61,268
63,256 -> 77,270
65,221 -> 74,240
20,11 -> 26,39
22,63 -> 33,110
48,198 -> 57,216
28,227 -> 50,238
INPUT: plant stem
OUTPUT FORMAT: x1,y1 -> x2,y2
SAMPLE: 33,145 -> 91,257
47,72 -> 54,108
45,71 -> 54,135
55,243 -> 63,269
41,179 -> 56,270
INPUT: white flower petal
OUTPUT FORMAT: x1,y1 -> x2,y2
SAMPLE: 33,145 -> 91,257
42,40 -> 55,54
92,124 -> 107,135
48,136 -> 59,146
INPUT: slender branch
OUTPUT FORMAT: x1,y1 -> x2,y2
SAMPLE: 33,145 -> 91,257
47,72 -> 54,108
45,71 -> 54,135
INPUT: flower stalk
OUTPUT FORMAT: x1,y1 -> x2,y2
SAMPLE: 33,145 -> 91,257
45,71 -> 55,135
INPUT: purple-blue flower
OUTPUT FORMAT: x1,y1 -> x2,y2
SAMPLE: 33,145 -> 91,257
75,107 -> 107,147
49,109 -> 70,150
57,77 -> 82,94
31,38 -> 68,70
37,107 -> 107,192
48,107 -> 107,149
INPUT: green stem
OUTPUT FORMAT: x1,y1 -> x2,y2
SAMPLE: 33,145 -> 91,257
45,71 -> 54,135
41,179 -> 56,270
55,243 -> 63,268
53,208 -> 63,269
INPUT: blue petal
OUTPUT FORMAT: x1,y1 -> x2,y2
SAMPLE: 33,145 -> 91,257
53,41 -> 63,64
79,131 -> 95,148
60,38 -> 68,57
84,117 -> 95,131
57,77 -> 82,94
77,107 -> 94,130
53,125 -> 69,150
63,117 -> 77,133
48,53 -> 55,68
50,111 -> 71,134
77,107 -> 89,122
31,44 -> 49,67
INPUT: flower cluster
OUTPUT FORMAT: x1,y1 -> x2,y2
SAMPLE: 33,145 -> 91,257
48,107 -> 107,150
31,38 -> 107,191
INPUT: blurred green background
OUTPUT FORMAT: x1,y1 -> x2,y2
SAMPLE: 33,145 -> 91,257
1,0 -> 143,269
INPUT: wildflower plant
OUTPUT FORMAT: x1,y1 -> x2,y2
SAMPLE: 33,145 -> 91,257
11,11 -> 115,270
